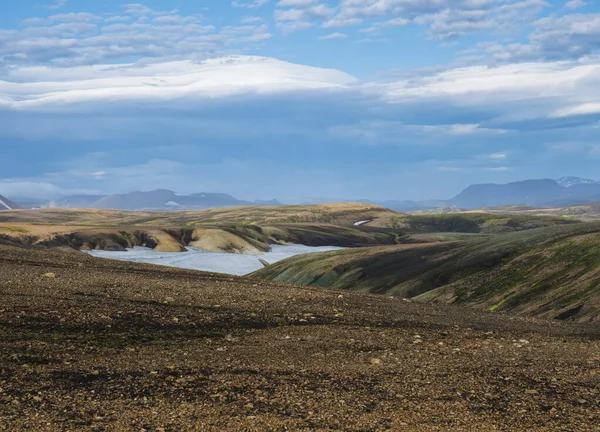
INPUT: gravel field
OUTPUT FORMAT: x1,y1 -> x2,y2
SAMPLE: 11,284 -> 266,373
0,244 -> 598,431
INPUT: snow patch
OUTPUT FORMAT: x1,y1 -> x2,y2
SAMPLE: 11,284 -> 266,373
88,244 -> 344,276
0,198 -> 13,210
353,220 -> 372,226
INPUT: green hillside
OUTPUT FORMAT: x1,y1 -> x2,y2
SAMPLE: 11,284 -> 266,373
252,222 -> 600,322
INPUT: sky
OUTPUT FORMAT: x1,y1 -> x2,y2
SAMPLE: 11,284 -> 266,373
1,0 -> 600,202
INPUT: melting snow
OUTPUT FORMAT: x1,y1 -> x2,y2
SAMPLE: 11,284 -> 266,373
87,244 -> 344,276
353,220 -> 372,226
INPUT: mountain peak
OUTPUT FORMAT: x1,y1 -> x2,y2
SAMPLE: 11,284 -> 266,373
0,194 -> 19,211
556,176 -> 597,188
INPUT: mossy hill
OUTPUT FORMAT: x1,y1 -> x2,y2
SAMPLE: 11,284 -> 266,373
253,222 -> 600,322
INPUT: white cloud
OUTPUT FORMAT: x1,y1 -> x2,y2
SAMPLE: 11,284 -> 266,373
277,0 -> 319,6
485,152 -> 507,159
232,0 -> 270,8
550,102 -> 600,118
2,53 -> 600,133
277,20 -> 314,34
485,166 -> 511,171
329,121 -> 507,145
275,2 -> 335,34
0,7 -> 271,68
323,17 -> 363,28
361,16 -> 410,33
45,0 -> 68,10
241,16 -> 266,23
319,32 -> 348,40
317,0 -> 547,40
565,0 -> 587,10
0,56 -> 358,110
0,180 -> 97,200
275,4 -> 334,21
380,61 -> 600,106
475,13 -> 600,62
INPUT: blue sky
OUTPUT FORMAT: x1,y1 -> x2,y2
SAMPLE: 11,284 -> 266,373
1,0 -> 600,202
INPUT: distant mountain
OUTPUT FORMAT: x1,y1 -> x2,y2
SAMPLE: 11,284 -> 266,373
450,179 -> 564,209
556,176 -> 597,188
449,179 -> 600,209
57,194 -> 108,208
90,190 -> 282,210
0,195 -> 19,211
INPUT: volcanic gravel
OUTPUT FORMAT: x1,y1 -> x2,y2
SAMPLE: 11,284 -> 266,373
0,245 -> 598,431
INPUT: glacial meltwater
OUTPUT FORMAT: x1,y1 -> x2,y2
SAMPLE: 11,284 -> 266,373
87,244 -> 344,276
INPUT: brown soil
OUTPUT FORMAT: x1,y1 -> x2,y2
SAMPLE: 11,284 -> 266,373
0,244 -> 599,431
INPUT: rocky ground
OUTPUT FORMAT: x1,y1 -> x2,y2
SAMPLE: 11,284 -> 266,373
0,244 -> 599,431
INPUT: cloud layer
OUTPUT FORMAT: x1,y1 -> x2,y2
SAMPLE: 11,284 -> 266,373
1,1 -> 600,201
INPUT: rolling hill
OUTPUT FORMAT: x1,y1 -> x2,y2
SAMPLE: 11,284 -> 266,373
0,204 -> 402,253
253,222 -> 600,322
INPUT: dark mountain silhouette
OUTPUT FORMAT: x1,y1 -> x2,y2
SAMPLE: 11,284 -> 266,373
450,179 -> 600,209
450,179 -> 565,208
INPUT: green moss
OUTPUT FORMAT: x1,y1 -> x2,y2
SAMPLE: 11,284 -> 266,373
489,294 -> 517,312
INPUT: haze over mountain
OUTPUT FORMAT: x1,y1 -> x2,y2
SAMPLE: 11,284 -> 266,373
88,190 -> 281,210
556,176 -> 598,188
363,177 -> 600,212
0,195 -> 19,211
4,176 -> 600,212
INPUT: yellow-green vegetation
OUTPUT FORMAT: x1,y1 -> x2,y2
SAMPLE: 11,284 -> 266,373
0,206 -> 587,255
253,222 -> 600,322
402,213 -> 577,234
0,204 -> 401,252
0,203 -> 399,227
464,203 -> 600,220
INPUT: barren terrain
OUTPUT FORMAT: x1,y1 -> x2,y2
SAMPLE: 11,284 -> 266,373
0,244 -> 599,431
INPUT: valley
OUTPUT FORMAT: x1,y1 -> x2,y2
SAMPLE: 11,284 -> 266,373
0,203 -> 599,430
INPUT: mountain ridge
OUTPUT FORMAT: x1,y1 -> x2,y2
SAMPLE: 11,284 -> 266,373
366,177 -> 600,212
89,190 -> 282,210
0,194 -> 19,211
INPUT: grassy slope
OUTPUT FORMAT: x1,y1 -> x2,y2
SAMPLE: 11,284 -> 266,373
465,203 -> 600,220
0,203 -> 399,227
0,204 -> 400,253
401,213 -> 577,234
0,206 -> 577,254
253,222 -> 600,322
